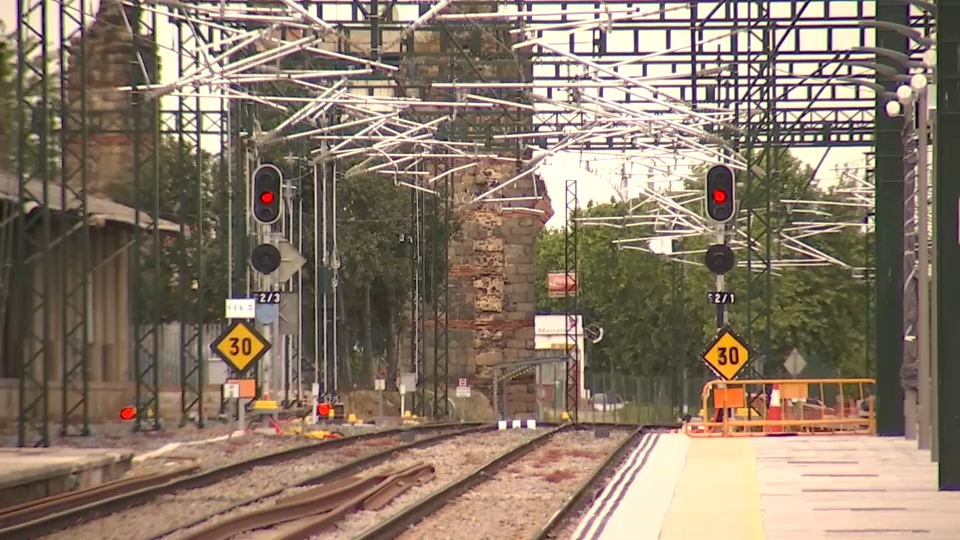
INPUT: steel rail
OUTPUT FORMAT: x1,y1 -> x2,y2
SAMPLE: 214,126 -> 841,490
0,421 -> 480,540
151,423 -> 491,539
275,464 -> 436,540
353,423 -> 584,539
183,465 -> 419,540
0,465 -> 199,527
529,426 -> 650,540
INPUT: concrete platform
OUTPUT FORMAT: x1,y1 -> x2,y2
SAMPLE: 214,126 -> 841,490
0,447 -> 134,508
755,436 -> 960,540
569,435 -> 960,540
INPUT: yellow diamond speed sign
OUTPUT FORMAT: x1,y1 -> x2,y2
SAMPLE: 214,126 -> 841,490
701,327 -> 751,380
211,321 -> 271,372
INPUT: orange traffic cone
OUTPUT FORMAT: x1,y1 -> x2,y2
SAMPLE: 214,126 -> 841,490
766,384 -> 782,433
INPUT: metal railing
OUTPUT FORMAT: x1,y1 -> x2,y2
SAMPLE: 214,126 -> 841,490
684,378 -> 876,437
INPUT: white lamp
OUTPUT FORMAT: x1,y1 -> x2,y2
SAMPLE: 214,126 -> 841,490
910,73 -> 928,91
885,100 -> 902,117
896,84 -> 914,102
922,49 -> 935,69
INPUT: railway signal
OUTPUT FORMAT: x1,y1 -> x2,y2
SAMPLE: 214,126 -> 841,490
251,243 -> 281,275
252,164 -> 283,225
705,164 -> 736,223
704,244 -> 736,275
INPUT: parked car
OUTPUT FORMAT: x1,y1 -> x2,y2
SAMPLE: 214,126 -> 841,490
592,393 -> 626,412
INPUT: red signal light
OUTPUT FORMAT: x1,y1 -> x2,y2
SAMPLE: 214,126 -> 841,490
712,189 -> 728,204
318,403 -> 331,417
120,407 -> 136,420
259,191 -> 275,205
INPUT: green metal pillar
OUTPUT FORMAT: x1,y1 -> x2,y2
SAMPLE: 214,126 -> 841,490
58,0 -> 92,438
873,1 -> 908,436
129,0 -> 163,432
15,0 -> 53,447
431,167 -> 451,418
935,0 -> 960,490
173,19 -> 206,428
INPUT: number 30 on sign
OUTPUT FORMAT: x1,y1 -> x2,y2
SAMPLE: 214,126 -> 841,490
701,326 -> 751,380
211,321 -> 271,373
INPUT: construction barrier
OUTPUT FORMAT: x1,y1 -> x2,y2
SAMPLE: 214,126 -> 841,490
683,378 -> 875,437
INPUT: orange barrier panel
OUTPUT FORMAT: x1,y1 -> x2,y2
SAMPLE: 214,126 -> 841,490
684,378 -> 875,437
713,387 -> 745,409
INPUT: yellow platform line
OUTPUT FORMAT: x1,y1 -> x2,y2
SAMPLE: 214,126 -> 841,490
658,438 -> 765,540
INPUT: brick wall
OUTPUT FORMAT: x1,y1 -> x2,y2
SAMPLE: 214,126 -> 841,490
403,159 -> 550,414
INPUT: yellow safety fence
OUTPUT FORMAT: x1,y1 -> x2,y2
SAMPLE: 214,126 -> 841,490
683,378 -> 876,437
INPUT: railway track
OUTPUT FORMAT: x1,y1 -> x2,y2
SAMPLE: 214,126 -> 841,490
355,425 -> 663,540
0,467 -> 198,529
155,426 -> 542,540
0,422 -> 477,540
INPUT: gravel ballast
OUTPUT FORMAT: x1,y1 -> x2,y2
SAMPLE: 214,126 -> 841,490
41,428 -> 449,540
395,428 -> 631,540
185,429 -> 542,540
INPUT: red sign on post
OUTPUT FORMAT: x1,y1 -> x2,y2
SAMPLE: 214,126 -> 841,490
458,378 -> 468,387
547,272 -> 578,298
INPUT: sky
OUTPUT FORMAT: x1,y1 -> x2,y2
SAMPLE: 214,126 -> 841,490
0,1 -> 903,230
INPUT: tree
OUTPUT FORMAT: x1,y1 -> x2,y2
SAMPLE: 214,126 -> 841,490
536,199 -> 711,377
536,148 -> 873,380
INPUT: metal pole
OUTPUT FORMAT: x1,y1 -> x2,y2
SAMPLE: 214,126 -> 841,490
930,106 -> 939,463
331,161 -> 340,392
902,99 -> 918,442
311,163 -> 321,425
715,224 -> 727,329
261,227 -> 277,401
918,87 -> 931,450
321,156 -> 329,398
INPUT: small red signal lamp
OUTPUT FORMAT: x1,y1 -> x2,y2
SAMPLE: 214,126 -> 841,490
318,403 -> 331,417
712,189 -> 728,204
120,407 -> 136,420
259,191 -> 275,205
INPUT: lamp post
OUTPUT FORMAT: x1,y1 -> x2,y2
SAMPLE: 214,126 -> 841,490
843,34 -> 935,449
866,0 -> 937,457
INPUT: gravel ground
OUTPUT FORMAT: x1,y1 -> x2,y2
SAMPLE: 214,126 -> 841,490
123,425 -> 393,477
41,427 -> 456,540
396,428 -> 631,540
307,429 -> 543,540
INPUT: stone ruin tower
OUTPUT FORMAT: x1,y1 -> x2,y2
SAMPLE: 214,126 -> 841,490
396,3 -> 552,416
64,0 -> 158,199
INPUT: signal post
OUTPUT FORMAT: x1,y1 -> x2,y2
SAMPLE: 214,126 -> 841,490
704,164 -> 736,331
700,165 -> 753,420
251,164 -> 284,402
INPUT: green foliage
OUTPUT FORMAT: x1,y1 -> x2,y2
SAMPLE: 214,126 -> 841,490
536,149 -> 874,379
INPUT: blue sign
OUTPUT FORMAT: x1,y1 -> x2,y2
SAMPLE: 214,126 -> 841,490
255,303 -> 279,325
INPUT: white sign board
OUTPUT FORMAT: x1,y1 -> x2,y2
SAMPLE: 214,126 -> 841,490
535,314 -> 584,351
456,386 -> 471,398
534,314 -> 587,401
784,349 -> 807,376
225,299 -> 256,319
397,372 -> 417,392
223,382 -> 241,398
375,379 -> 386,391
535,314 -> 583,336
